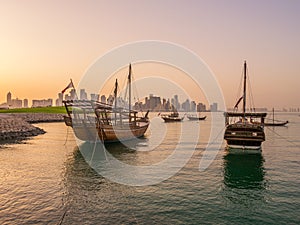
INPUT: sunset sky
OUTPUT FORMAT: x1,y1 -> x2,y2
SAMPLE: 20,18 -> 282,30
0,0 -> 299,109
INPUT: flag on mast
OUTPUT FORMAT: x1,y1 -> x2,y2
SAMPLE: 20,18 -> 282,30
62,80 -> 75,94
234,96 -> 243,109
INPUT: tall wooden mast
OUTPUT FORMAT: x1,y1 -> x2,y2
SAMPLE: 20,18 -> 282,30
114,79 -> 118,124
114,79 -> 118,109
128,64 -> 132,113
243,61 -> 247,117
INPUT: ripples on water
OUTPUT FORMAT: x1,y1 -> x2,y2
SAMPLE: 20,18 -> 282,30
0,113 -> 299,224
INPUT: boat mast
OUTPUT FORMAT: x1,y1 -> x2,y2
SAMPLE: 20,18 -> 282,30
114,79 -> 118,124
128,64 -> 132,113
243,61 -> 247,118
272,107 -> 275,124
114,79 -> 118,109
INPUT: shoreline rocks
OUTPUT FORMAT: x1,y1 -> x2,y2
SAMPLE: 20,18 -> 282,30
0,113 -> 65,142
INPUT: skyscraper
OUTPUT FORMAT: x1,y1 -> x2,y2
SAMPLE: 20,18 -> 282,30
7,92 -> 12,106
210,102 -> 218,112
23,99 -> 29,108
80,89 -> 88,100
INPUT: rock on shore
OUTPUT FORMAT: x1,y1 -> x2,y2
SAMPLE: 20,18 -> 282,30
0,113 -> 64,142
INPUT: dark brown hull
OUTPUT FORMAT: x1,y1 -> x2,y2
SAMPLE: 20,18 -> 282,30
224,122 -> 265,150
161,117 -> 184,122
64,116 -> 149,142
264,121 -> 288,126
187,116 -> 206,121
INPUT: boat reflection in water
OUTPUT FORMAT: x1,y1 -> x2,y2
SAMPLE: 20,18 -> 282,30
78,137 -> 147,167
220,152 -> 270,216
62,144 -> 142,224
223,153 -> 266,189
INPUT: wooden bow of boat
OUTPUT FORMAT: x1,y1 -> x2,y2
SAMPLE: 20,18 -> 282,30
187,115 -> 206,121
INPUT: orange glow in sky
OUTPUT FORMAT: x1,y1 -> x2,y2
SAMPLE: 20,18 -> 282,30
0,0 -> 299,108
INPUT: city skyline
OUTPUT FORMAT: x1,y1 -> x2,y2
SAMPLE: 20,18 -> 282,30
2,89 -> 300,113
1,89 -> 216,112
0,1 -> 299,108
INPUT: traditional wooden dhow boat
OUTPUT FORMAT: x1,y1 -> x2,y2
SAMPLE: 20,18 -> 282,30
224,61 -> 267,153
264,108 -> 288,126
161,106 -> 185,122
187,114 -> 206,121
63,64 -> 150,142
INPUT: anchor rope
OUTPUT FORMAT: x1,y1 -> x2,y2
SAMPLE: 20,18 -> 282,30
266,126 -> 300,148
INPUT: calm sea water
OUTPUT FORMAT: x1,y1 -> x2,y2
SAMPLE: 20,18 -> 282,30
0,113 -> 299,224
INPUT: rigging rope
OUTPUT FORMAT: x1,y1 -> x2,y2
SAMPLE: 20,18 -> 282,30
266,126 -> 300,148
247,66 -> 256,112
63,126 -> 70,146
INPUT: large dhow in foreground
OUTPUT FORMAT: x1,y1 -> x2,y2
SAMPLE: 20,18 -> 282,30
224,61 -> 267,153
63,64 -> 150,142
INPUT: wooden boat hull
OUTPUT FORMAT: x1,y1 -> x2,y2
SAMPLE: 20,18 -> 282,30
64,116 -> 149,142
264,121 -> 288,126
224,123 -> 265,153
187,116 -> 206,121
226,145 -> 262,154
161,117 -> 184,122
98,122 -> 149,142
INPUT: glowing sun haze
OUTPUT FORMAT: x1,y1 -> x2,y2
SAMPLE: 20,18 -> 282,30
0,0 -> 299,109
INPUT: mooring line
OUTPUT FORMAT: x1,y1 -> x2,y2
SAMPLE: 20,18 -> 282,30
266,126 -> 300,148
63,126 -> 69,146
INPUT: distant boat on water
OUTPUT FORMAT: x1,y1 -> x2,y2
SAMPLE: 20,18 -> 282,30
187,114 -> 206,121
264,108 -> 288,126
63,64 -> 150,142
224,61 -> 266,153
160,106 -> 184,122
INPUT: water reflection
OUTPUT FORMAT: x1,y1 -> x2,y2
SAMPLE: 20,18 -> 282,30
78,138 -> 148,164
62,146 -> 137,224
223,153 -> 266,189
220,152 -> 269,210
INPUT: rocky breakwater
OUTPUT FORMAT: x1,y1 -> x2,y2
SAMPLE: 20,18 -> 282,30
0,113 -> 64,142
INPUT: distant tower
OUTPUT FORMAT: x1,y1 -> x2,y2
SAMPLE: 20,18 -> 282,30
80,89 -> 87,100
7,92 -> 12,105
56,93 -> 63,106
210,102 -> 218,112
23,99 -> 29,108
100,95 -> 106,103
70,89 -> 77,100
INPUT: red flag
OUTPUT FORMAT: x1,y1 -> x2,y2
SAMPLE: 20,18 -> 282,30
62,80 -> 74,94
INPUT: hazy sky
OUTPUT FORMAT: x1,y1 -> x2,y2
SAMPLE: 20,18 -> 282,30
0,0 -> 299,108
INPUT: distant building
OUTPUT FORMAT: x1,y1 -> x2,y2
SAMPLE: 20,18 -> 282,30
23,99 -> 29,108
55,93 -> 63,106
174,95 -> 180,111
80,89 -> 87,100
11,98 -> 22,108
64,94 -> 71,101
0,103 -> 9,109
210,102 -> 218,112
190,101 -> 196,112
197,103 -> 206,112
100,95 -> 106,103
149,94 -> 161,111
90,93 -> 99,101
182,99 -> 190,112
32,99 -> 53,107
7,92 -> 12,106
254,107 -> 268,112
70,89 -> 77,100
144,94 -> 161,111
